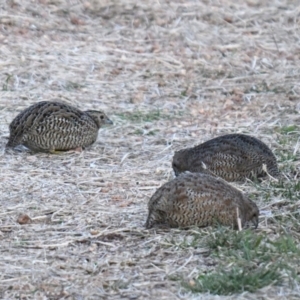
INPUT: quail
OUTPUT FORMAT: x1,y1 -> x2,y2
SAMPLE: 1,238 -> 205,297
145,172 -> 259,229
172,134 -> 279,181
6,101 -> 113,152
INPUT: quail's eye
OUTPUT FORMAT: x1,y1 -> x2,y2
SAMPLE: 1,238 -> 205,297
100,115 -> 104,119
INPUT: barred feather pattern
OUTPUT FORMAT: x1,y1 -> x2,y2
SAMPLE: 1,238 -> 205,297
6,101 -> 112,152
172,134 -> 280,182
145,172 -> 259,229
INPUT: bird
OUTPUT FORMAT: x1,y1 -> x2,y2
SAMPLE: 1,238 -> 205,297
6,100 -> 113,153
145,172 -> 259,229
172,133 -> 280,182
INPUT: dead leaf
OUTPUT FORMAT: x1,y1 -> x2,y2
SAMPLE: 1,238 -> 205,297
17,214 -> 32,225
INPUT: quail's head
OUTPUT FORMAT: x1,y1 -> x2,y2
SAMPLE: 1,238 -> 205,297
172,150 -> 189,176
86,110 -> 113,128
172,149 -> 208,177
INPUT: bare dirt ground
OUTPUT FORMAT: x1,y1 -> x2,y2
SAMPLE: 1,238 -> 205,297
0,0 -> 300,299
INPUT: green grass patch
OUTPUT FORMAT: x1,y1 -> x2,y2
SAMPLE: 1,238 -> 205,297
117,109 -> 163,122
168,232 -> 207,249
268,180 -> 300,201
277,125 -> 299,135
248,170 -> 300,203
185,264 -> 282,295
274,125 -> 300,150
206,229 -> 300,259
116,109 -> 184,123
205,228 -> 261,253
182,228 -> 299,295
276,150 -> 298,163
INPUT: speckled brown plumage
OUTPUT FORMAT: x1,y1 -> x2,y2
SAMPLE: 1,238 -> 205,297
172,134 -> 280,182
6,101 -> 113,152
145,172 -> 259,229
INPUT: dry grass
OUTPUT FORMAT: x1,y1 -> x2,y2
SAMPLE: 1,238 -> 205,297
0,0 -> 300,299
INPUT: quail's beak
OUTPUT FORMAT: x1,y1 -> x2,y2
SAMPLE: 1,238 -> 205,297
252,215 -> 259,229
106,118 -> 113,125
174,169 -> 179,177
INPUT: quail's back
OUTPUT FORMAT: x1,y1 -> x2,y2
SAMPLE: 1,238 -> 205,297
172,134 -> 279,181
145,172 -> 259,229
6,101 -> 113,152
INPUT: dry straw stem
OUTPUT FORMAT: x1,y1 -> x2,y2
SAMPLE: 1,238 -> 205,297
236,207 -> 242,232
0,0 -> 300,299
